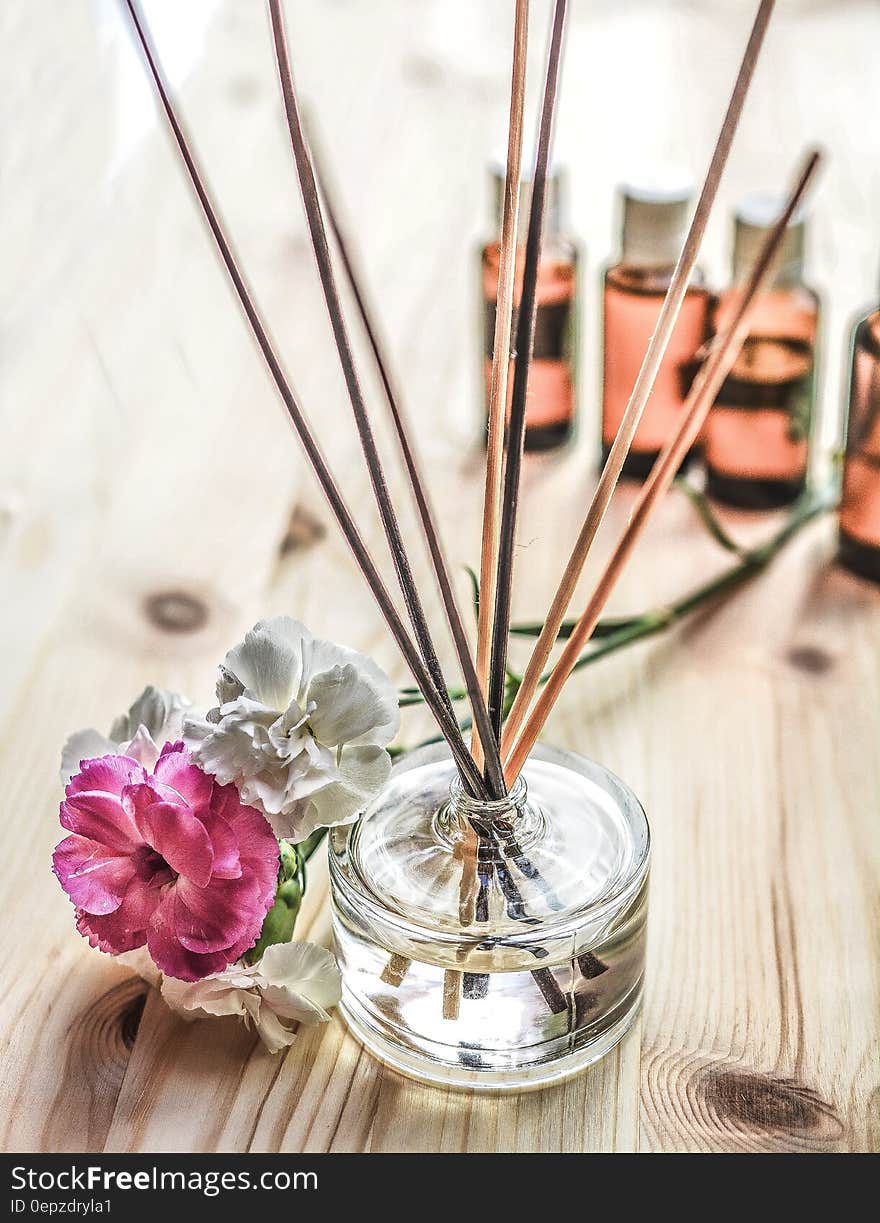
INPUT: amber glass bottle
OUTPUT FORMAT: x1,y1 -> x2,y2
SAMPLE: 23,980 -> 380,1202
839,306 -> 880,583
601,174 -> 713,479
704,195 -> 820,509
480,162 -> 579,451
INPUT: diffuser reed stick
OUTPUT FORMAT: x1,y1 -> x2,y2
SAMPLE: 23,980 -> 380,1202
500,0 -> 776,755
473,0 -> 529,771
266,2 -> 500,791
504,149 -> 822,781
123,0 -> 487,797
487,0 -> 568,740
306,123 -> 508,798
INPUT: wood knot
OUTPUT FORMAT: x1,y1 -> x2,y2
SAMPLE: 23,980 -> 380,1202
143,589 -> 209,634
786,644 -> 834,675
278,503 -> 326,556
699,1069 -> 843,1140
119,986 -> 148,1050
70,977 -> 150,1074
42,976 -> 150,1150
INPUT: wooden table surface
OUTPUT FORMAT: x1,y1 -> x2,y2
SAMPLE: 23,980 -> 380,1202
2,0 -> 879,1154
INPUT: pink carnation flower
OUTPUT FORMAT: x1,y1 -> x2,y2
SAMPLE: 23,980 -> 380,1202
53,743 -> 279,981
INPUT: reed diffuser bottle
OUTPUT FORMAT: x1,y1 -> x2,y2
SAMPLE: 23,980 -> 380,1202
480,160 -> 579,451
704,195 -> 820,508
330,742 -> 649,1089
601,173 -> 713,478
839,302 -> 880,583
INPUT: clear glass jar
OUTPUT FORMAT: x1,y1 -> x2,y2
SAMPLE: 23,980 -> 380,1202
330,742 -> 650,1090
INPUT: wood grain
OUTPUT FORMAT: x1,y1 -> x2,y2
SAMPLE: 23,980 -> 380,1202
1,0 -> 878,1153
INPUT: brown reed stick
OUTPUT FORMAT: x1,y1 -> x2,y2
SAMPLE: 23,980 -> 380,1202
500,0 -> 776,756
473,0 -> 530,772
306,124 -> 508,799
504,149 -> 822,782
266,0 -> 494,791
487,0 -> 568,740
122,0 -> 486,797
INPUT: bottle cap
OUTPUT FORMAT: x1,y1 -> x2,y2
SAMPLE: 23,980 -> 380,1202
732,191 -> 808,287
490,154 -> 566,240
617,167 -> 694,268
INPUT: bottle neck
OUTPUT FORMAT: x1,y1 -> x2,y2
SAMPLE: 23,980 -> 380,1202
436,773 -> 544,848
449,773 -> 527,822
733,252 -> 805,291
732,210 -> 807,291
491,170 -> 564,243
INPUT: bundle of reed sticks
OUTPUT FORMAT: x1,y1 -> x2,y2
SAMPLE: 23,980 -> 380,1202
124,0 -> 820,810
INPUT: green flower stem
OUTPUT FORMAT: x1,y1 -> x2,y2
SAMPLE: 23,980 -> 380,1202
508,612 -> 642,640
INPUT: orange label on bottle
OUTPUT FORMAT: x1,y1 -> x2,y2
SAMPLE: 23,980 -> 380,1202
704,407 -> 808,480
602,282 -> 709,452
484,357 -> 574,429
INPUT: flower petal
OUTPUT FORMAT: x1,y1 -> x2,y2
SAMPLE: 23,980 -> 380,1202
60,730 -> 116,787
306,662 -> 398,748
184,699 -> 278,787
126,787 -> 214,887
161,973 -> 251,1019
109,686 -> 190,747
146,894 -> 233,981
60,790 -> 141,853
66,754 -> 141,800
251,1005 -> 298,1054
119,726 -> 163,771
117,872 -> 168,929
258,941 -> 342,1013
53,835 -> 136,914
222,617 -> 309,711
301,637 -> 399,747
76,908 -> 147,955
172,874 -> 264,954
72,871 -> 165,954
204,813 -> 242,880
115,946 -> 162,988
211,785 -> 279,883
276,744 -> 391,841
151,743 -> 214,808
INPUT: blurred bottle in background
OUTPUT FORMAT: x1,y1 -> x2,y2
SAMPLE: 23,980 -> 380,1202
480,159 -> 579,452
704,195 -> 820,509
601,171 -> 713,480
839,302 -> 880,583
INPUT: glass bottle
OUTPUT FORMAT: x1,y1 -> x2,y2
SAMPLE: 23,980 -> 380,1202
480,161 -> 579,452
330,742 -> 649,1090
602,172 -> 714,479
704,194 -> 820,509
839,305 -> 880,583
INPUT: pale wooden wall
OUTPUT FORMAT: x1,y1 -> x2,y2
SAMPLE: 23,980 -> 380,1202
1,0 -> 878,1152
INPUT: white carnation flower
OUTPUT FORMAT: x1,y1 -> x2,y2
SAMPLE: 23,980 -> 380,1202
115,947 -> 162,990
159,941 -> 341,1054
184,616 -> 399,840
60,686 -> 193,784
